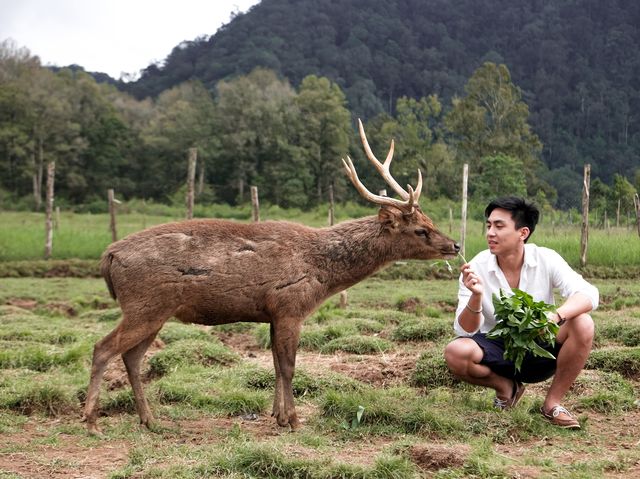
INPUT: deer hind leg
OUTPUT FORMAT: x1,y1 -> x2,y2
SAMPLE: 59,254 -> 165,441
270,318 -> 302,430
122,331 -> 160,429
270,323 -> 282,418
84,313 -> 167,436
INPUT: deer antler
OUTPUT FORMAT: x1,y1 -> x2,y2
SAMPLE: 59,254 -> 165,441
357,119 -> 422,204
342,156 -> 418,209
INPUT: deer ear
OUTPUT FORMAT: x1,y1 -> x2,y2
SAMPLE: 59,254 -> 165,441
378,206 -> 400,231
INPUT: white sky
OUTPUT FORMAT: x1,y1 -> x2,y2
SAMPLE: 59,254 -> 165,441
0,0 -> 261,80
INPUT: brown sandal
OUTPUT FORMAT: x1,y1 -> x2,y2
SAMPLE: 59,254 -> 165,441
540,405 -> 580,429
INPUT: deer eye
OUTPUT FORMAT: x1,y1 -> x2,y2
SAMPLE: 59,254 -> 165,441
415,229 -> 430,239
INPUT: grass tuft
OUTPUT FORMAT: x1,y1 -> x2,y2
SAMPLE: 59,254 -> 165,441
148,338 -> 239,376
411,350 -> 461,388
320,335 -> 393,354
391,317 -> 453,342
585,347 -> 640,378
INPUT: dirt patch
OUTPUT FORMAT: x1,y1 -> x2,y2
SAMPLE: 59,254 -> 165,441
397,297 -> 424,313
328,352 -> 419,387
216,331 -> 264,355
5,298 -> 38,310
410,443 -> 469,471
44,301 -> 77,317
103,338 -> 166,390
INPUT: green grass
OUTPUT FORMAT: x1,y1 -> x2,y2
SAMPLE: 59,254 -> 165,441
2,209 -> 640,269
0,276 -> 639,478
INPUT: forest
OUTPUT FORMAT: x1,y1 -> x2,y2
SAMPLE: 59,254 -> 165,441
1,0 -> 639,214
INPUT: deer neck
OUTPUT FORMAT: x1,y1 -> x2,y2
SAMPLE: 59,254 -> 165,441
314,216 -> 395,290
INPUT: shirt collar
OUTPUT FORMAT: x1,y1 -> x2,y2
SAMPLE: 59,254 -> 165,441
487,243 -> 537,272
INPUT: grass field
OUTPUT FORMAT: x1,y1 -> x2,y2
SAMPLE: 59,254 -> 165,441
1,276 -> 639,478
1,209 -> 639,268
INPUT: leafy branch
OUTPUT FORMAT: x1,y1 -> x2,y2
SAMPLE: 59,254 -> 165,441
486,288 -> 560,372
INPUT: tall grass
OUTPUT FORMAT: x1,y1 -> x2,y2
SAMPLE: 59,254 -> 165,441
1,205 -> 639,267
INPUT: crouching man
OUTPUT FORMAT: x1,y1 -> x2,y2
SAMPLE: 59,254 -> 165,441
444,197 -> 598,429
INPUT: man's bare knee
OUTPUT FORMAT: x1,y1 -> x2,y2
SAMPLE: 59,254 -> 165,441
444,338 -> 481,374
563,313 -> 594,347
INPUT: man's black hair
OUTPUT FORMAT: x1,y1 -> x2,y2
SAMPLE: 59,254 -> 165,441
485,196 -> 540,242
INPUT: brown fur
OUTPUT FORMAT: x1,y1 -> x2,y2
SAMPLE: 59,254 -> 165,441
84,206 -> 458,435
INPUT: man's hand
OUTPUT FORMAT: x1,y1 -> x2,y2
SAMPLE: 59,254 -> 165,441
461,263 -> 483,295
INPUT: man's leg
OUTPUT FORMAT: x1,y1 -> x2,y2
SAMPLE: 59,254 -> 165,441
444,337 -> 515,402
543,313 -> 595,412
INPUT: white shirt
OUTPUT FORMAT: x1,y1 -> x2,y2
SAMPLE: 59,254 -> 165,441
454,243 -> 599,337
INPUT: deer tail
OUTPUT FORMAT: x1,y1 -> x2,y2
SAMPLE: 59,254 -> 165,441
100,252 -> 117,300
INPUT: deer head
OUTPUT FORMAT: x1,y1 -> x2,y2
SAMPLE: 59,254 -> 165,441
342,119 -> 460,260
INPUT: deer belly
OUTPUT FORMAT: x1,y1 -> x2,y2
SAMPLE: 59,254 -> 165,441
174,297 -> 270,326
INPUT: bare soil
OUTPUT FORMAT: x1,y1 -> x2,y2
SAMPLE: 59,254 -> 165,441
1,330 -> 639,478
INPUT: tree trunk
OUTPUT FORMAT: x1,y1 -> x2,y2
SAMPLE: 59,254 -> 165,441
580,164 -> 591,267
108,189 -> 118,242
186,148 -> 197,219
44,161 -> 55,260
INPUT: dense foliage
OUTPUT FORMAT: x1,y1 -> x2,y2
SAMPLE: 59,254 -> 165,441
2,0 -> 640,212
120,0 -> 640,205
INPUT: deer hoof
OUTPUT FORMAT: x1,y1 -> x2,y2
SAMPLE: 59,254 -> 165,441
289,416 -> 301,431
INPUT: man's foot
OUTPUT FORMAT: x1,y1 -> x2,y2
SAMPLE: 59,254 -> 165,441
540,405 -> 580,429
493,380 -> 525,410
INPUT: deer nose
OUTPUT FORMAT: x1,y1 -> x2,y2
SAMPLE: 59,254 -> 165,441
454,243 -> 461,252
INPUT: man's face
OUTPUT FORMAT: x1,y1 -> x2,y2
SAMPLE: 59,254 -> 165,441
486,208 -> 529,255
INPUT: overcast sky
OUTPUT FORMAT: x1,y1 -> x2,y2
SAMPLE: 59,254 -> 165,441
0,0 -> 261,80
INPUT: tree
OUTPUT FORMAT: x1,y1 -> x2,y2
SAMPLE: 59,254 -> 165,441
473,154 -> 527,203
141,80 -> 216,199
295,74 -> 351,204
445,62 -> 544,196
214,68 -> 299,204
611,174 -> 637,216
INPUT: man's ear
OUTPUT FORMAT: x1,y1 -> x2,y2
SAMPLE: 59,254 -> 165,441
378,206 -> 400,231
520,226 -> 531,242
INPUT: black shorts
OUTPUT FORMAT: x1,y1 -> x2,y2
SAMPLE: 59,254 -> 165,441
466,333 -> 562,383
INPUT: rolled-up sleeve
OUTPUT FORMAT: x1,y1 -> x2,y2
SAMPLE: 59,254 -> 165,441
549,250 -> 599,310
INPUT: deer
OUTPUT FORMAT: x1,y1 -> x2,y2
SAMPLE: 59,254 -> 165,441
84,119 -> 460,435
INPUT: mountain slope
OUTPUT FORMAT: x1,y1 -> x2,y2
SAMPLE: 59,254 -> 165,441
121,0 -> 640,184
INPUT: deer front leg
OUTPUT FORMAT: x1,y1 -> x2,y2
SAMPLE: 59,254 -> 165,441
270,319 -> 302,430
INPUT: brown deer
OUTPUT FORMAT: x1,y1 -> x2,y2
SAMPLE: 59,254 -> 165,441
84,119 -> 460,435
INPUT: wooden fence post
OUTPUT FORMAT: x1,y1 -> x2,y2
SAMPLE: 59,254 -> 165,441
108,189 -> 118,242
328,184 -> 335,226
251,186 -> 260,222
460,163 -> 469,259
580,164 -> 591,267
44,161 -> 55,259
186,148 -> 197,219
633,193 -> 640,236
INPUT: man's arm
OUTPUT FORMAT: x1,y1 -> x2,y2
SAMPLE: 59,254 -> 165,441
552,292 -> 594,324
456,263 -> 484,334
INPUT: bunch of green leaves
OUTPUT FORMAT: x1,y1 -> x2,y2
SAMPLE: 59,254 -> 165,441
487,288 -> 559,372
